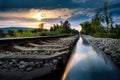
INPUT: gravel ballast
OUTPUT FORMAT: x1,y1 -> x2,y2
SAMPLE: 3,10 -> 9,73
83,35 -> 120,65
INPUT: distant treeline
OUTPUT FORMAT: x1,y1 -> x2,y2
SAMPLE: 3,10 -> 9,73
0,21 -> 79,38
50,21 -> 79,35
80,2 -> 120,38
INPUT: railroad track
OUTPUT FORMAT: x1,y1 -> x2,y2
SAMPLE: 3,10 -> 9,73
0,35 -> 78,59
0,35 -> 79,80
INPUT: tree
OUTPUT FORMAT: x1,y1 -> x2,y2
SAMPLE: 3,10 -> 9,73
13,30 -> 20,37
7,30 -> 14,37
91,11 -> 103,33
62,20 -> 71,33
0,30 -> 4,37
50,21 -> 79,35
39,23 -> 44,29
80,21 -> 91,34
103,2 -> 114,31
109,12 -> 114,32
18,30 -> 23,33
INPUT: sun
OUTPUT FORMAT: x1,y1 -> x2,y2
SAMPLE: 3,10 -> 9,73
33,13 -> 44,20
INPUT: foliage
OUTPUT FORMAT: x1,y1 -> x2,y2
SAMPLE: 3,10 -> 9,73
102,2 -> 114,31
80,2 -> 120,38
0,30 -> 5,37
0,21 -> 79,38
39,23 -> 44,30
50,21 -> 79,35
80,21 -> 91,35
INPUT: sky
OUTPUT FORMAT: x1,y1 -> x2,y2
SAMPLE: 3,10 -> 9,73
0,0 -> 120,31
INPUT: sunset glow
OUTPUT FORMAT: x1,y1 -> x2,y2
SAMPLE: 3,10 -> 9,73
0,0 -> 119,29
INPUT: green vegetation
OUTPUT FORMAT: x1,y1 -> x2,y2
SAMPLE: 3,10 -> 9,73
80,2 -> 120,38
0,21 -> 79,38
50,21 -> 79,35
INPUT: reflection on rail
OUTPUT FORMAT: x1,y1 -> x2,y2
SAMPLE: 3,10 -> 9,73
62,36 -> 120,80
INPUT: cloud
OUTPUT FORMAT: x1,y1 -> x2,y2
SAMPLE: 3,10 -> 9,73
67,8 -> 95,22
108,3 -> 120,9
41,18 -> 64,23
0,8 -> 73,28
72,0 -> 88,3
113,16 -> 120,23
0,8 -> 96,29
0,0 -> 119,10
68,15 -> 90,21
0,0 -> 106,10
0,8 -> 74,21
108,0 -> 120,4
0,8 -> 95,21
0,17 -> 40,22
0,0 -> 120,29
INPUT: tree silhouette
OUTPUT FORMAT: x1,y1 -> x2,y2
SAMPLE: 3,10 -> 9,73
39,23 -> 44,29
91,11 -> 103,33
0,30 -> 4,37
50,21 -> 79,34
103,2 -> 114,31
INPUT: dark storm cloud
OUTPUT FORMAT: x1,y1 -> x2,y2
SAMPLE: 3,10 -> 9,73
96,1 -> 120,12
111,9 -> 120,16
108,3 -> 120,11
41,18 -> 64,23
0,0 -> 106,10
95,2 -> 120,19
68,14 -> 90,22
